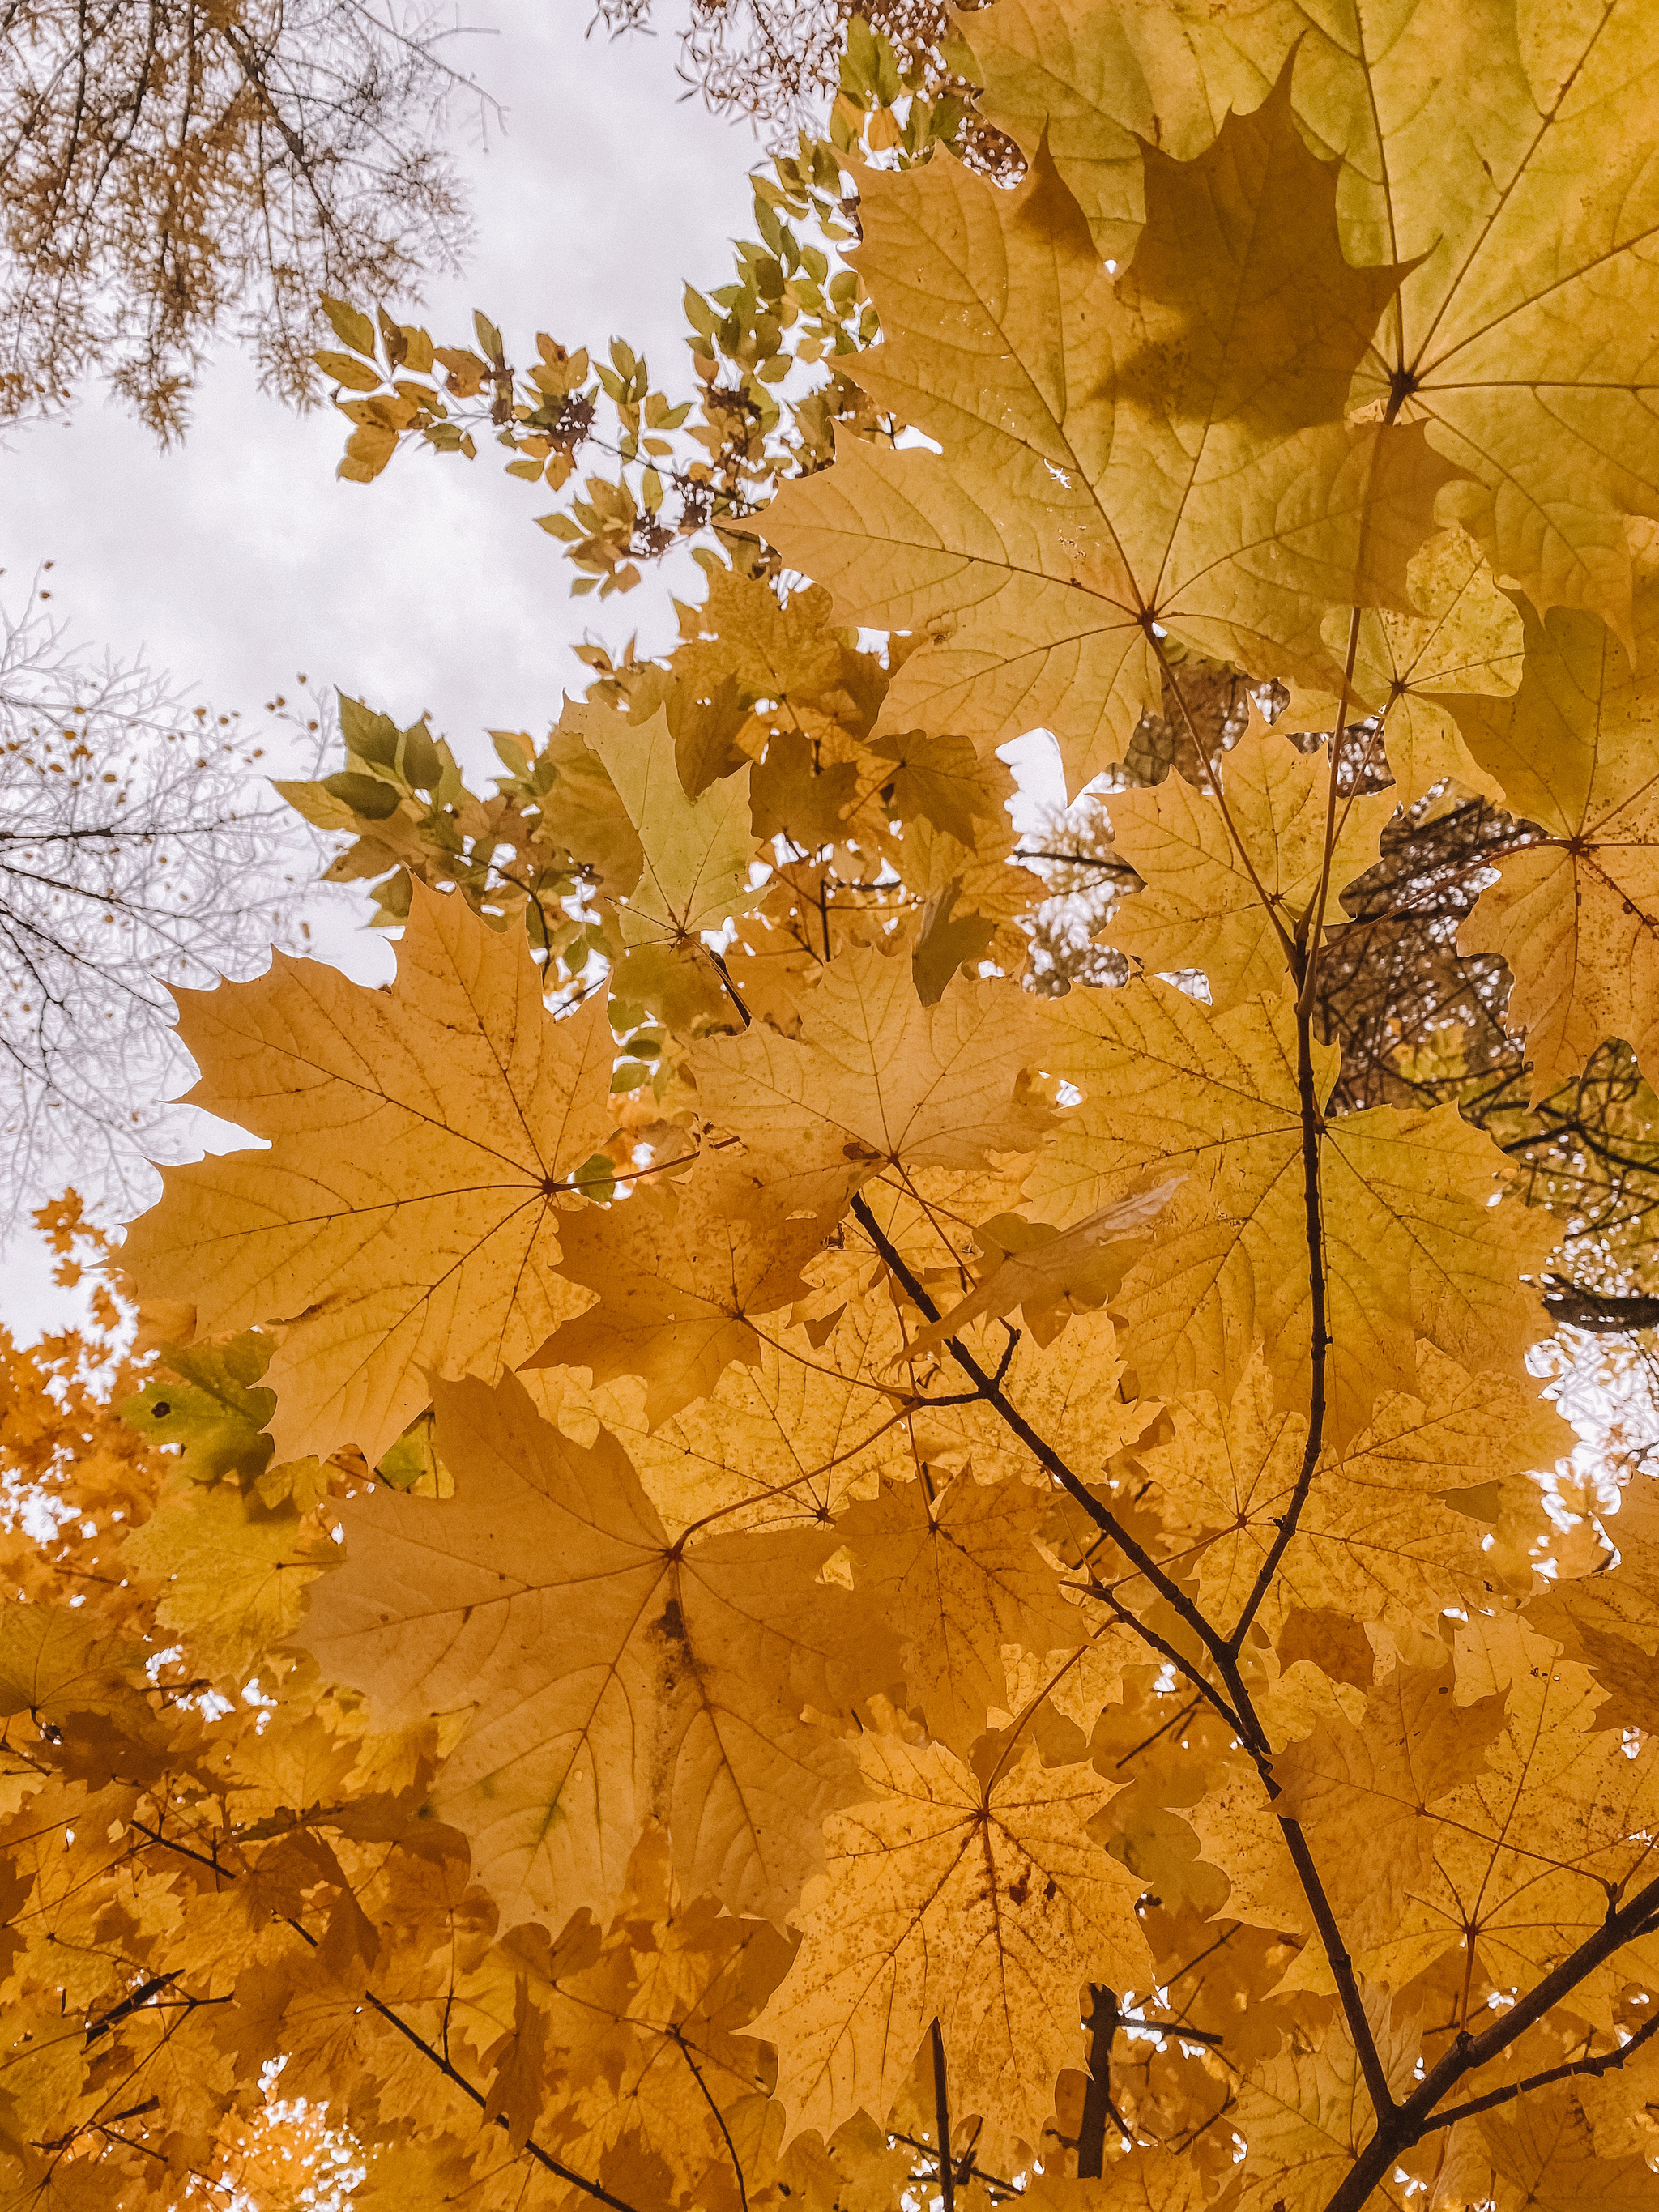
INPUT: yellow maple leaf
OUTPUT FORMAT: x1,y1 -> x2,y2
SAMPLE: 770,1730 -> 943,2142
1451,590 -> 1659,1101
672,569 -> 850,710
121,884 -> 616,1464
752,1731 -> 1147,2149
766,99 -> 1450,794
299,1372 -> 896,1931
1103,708 -> 1395,1008
834,1473 -> 1086,1755
1480,2083 -> 1659,2211
1283,527 -> 1521,806
1342,1614 -> 1659,2010
528,1155 -> 828,1426
1141,1345 -> 1572,1638
1226,1994 -> 1420,2211
967,0 -> 1659,631
1269,1660 -> 1508,1957
122,1481 -> 334,1682
1526,1477 -> 1659,1735
693,946 -> 1054,1212
899,1178 -> 1180,1361
1026,978 -> 1555,1440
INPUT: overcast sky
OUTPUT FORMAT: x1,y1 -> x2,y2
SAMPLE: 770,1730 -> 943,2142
0,0 -> 774,1336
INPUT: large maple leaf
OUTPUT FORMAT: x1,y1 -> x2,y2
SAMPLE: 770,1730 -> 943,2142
1256,1615 -> 1659,2010
122,884 -> 615,1464
750,1731 -> 1147,2150
298,1372 -> 898,1930
693,946 -> 1054,1211
764,80 -> 1449,793
1451,586 -> 1659,1101
968,0 -> 1659,633
1025,978 -> 1554,1440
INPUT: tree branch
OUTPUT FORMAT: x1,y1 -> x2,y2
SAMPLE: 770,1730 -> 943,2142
1419,2010 -> 1659,2133
1223,965 -> 1328,1654
847,1190 -> 1244,1736
931,2017 -> 956,2212
670,2024 -> 748,2212
1542,1279 -> 1659,1334
1320,1872 -> 1659,2212
1077,1985 -> 1126,2176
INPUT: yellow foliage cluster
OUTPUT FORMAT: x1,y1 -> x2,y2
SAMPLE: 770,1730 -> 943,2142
7,6 -> 1659,2210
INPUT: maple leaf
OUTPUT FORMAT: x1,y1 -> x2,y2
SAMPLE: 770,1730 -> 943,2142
1226,1994 -> 1421,2212
535,712 -> 646,889
970,0 -> 1659,631
673,570 -> 851,710
121,884 -> 616,1464
528,1155 -> 828,1426
1103,710 -> 1395,1008
1282,527 -> 1520,807
1478,2084 -> 1659,2210
693,945 -> 1054,1212
751,727 -> 859,850
299,1371 -> 897,1930
1335,1614 -> 1659,2008
866,731 -> 1006,847
122,1480 -> 335,1682
1451,590 -> 1659,1101
1139,1345 -> 1572,1637
752,1730 -> 1147,2150
0,1602 -> 158,1753
1026,978 -> 1555,1440
899,1178 -> 1181,1361
567,697 -> 757,950
766,92 -> 1451,793
1269,1660 -> 1508,1956
117,1331 -> 276,1485
833,1473 -> 1085,1755
453,1848 -> 790,2210
1526,1477 -> 1659,1734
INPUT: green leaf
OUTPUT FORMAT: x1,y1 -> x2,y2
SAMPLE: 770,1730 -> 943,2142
322,771 -> 403,820
337,693 -> 402,768
119,1332 -> 276,1485
321,296 -> 377,357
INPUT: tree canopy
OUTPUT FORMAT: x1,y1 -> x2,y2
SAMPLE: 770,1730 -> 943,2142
6,6 -> 1659,2210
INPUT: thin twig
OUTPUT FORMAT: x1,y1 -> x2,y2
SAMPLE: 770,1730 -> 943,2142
1419,2010 -> 1659,2133
671,2025 -> 748,2211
